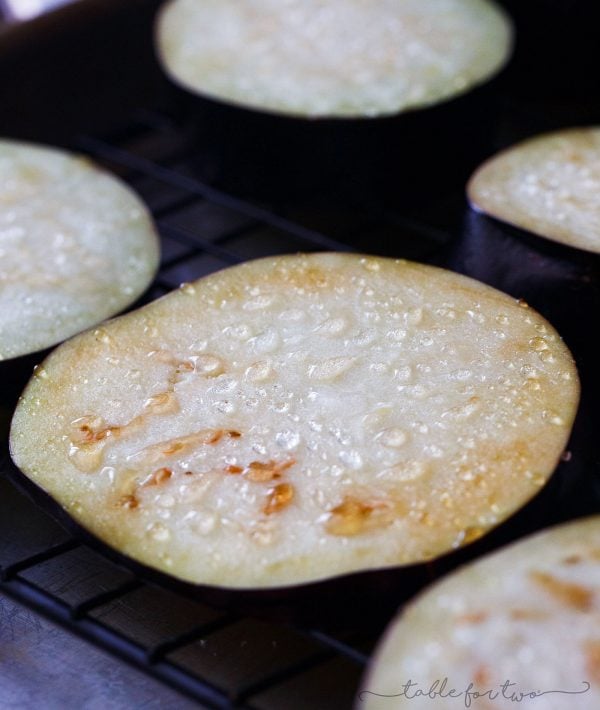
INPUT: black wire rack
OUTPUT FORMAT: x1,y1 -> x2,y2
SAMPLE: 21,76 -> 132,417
1,64 -> 600,706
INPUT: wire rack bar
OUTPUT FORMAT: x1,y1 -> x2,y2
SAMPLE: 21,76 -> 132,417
76,135 -> 354,253
0,539 -> 80,581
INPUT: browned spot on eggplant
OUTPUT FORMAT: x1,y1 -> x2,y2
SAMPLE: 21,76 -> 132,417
325,495 -> 396,536
118,494 -> 139,510
141,467 -> 173,487
143,391 -> 179,415
68,355 -> 206,470
509,608 -> 549,621
562,554 -> 582,565
135,428 -> 241,465
264,483 -> 295,514
245,459 -> 296,482
457,611 -> 488,624
71,416 -> 122,444
530,570 -> 594,612
473,665 -> 490,687
584,640 -> 600,683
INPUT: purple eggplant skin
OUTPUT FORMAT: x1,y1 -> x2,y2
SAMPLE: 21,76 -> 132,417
162,66 -> 509,208
3,435 -> 585,631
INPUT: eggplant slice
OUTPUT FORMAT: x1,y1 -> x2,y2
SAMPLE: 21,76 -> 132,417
360,515 -> 600,709
0,139 -> 160,362
155,0 -> 513,119
10,254 -> 578,589
468,127 -> 600,254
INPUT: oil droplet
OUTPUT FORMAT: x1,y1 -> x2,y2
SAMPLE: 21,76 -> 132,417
376,427 -> 408,448
496,314 -> 509,325
144,391 -> 178,414
244,294 -> 273,310
453,526 -> 484,548
406,307 -> 423,325
245,360 -> 273,382
543,410 -> 565,426
520,364 -> 539,378
539,351 -> 556,364
409,385 -> 428,399
193,513 -> 217,535
308,356 -> 356,381
226,324 -> 253,340
34,366 -> 49,380
380,460 -> 429,481
94,329 -> 112,345
214,400 -> 235,414
339,450 -> 363,469
361,258 -> 380,272
100,466 -> 116,483
252,527 -> 274,546
370,362 -> 389,374
148,522 -> 170,542
194,354 -> 225,377
316,317 -> 348,336
180,282 -> 196,295
440,492 -> 453,509
275,430 -> 300,451
529,337 -> 548,352
441,397 -> 480,421
524,470 -> 546,486
252,329 -> 280,354
68,443 -> 104,473
387,328 -> 407,342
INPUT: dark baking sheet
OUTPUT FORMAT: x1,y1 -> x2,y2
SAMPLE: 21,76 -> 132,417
1,1 -> 600,707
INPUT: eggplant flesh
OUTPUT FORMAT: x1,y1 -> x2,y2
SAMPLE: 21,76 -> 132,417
0,138 -> 160,362
361,515 -> 600,709
10,254 -> 578,591
468,127 -> 600,255
156,0 -> 513,119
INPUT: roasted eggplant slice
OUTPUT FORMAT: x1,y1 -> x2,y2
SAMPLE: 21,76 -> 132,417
360,515 -> 600,709
0,139 -> 160,362
468,127 -> 600,254
10,254 -> 578,590
156,0 -> 513,119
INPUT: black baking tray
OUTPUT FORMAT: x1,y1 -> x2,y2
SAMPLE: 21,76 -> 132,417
1,1 -> 600,707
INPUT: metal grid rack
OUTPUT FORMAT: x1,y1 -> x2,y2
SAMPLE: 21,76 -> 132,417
0,105 -> 460,709
1,87 -> 599,706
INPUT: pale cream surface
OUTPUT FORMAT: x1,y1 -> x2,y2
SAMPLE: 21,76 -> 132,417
362,517 -> 600,710
10,254 -> 578,588
0,140 -> 160,360
469,127 -> 600,253
157,0 -> 512,118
